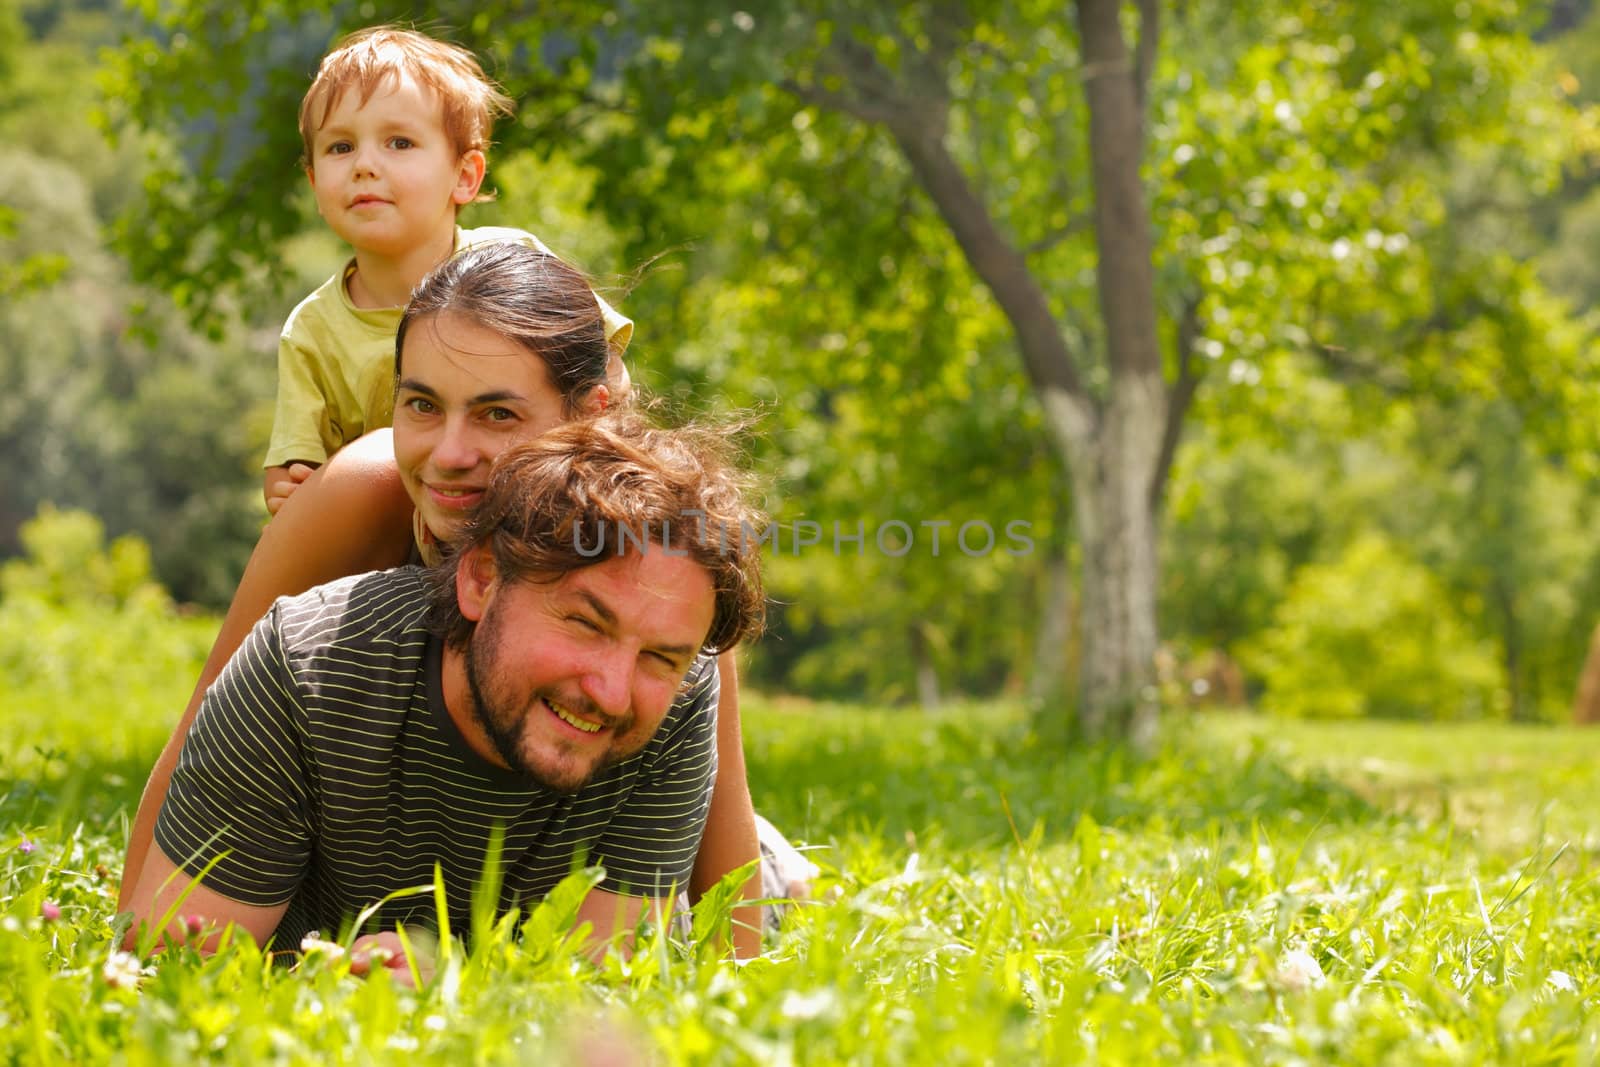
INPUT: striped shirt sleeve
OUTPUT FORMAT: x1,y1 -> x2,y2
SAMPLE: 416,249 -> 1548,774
153,603 -> 314,907
588,655 -> 719,896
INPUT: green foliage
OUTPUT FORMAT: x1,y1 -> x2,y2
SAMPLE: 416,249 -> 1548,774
0,509 -> 216,785
1397,399 -> 1600,721
0,14 -> 275,606
1164,373 -> 1600,723
1242,532 -> 1502,720
1,505 -> 163,609
1161,387 -> 1346,651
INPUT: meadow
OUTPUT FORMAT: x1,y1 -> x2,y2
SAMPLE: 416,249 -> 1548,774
5,609 -> 1600,1065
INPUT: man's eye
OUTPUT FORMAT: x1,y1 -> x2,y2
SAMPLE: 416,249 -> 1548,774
647,652 -> 685,675
566,615 -> 599,632
404,397 -> 438,415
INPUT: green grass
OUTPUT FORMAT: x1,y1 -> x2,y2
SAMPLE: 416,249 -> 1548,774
6,628 -> 1600,1063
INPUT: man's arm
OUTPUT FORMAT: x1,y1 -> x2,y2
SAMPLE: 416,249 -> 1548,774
122,843 -> 287,953
127,599 -> 318,947
572,888 -> 662,961
119,435 -> 412,910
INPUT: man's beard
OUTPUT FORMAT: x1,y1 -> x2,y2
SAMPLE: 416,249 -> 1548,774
463,597 -> 637,794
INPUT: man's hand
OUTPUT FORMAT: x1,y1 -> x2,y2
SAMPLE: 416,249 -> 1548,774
263,462 -> 319,516
349,930 -> 436,988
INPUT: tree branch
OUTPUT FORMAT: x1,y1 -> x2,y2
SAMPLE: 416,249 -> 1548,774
831,34 -> 914,117
783,23 -> 1091,411
883,104 -> 1090,405
1025,215 -> 1093,256
781,77 -> 899,126
1150,290 -> 1203,514
1133,0 -> 1159,120
1308,343 -> 1413,394
1074,0 -> 1163,384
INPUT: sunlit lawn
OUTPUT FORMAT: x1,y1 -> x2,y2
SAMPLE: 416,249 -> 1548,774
1207,714 -> 1600,859
5,643 -> 1600,1063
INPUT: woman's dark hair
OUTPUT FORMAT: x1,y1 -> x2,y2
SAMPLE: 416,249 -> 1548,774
395,242 -> 611,412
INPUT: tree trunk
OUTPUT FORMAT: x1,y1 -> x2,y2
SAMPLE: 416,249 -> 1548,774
911,621 -> 943,712
832,0 -> 1170,742
1055,395 -> 1163,746
1572,622 -> 1600,725
1028,545 -> 1074,705
1068,0 -> 1166,745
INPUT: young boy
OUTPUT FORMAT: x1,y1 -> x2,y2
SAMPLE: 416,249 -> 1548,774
264,26 -> 631,514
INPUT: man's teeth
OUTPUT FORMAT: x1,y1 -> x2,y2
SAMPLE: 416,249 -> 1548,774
550,701 -> 602,733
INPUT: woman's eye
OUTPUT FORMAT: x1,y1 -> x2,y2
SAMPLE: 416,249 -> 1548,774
484,407 -> 517,423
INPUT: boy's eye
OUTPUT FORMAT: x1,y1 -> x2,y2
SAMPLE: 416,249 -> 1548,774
389,136 -> 414,150
325,141 -> 352,155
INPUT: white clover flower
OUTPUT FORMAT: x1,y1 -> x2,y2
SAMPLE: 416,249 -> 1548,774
1276,948 -> 1326,992
779,989 -> 836,1020
299,935 -> 346,960
103,951 -> 143,991
1547,970 -> 1578,994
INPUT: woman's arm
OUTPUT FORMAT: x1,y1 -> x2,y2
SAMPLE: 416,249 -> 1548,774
691,651 -> 764,959
117,432 -> 415,910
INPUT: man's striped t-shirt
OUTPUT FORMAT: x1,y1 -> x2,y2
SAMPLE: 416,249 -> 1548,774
153,567 -> 719,950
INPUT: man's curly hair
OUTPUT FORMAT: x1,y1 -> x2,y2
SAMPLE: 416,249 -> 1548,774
424,409 -> 766,656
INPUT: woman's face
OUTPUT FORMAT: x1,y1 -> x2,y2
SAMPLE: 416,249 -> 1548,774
394,311 -> 569,542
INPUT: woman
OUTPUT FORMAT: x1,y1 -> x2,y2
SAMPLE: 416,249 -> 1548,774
120,243 -> 787,957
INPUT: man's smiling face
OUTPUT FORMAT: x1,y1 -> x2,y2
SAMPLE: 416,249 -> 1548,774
449,548 -> 715,793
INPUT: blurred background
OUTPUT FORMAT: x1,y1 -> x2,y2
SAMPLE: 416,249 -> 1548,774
4,0 -> 1600,728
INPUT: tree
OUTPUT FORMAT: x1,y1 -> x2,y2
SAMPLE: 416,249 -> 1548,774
0,9 -> 278,604
108,0 -> 1585,737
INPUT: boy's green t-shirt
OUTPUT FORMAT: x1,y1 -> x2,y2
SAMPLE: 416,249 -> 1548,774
264,226 -> 633,469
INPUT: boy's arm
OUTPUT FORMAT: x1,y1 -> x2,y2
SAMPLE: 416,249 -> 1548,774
264,462 -> 321,516
692,652 -> 764,958
265,333 -> 336,473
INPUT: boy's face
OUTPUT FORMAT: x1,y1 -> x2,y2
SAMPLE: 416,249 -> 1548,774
306,72 -> 484,261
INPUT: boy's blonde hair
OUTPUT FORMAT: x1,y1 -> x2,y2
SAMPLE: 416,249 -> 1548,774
299,26 -> 514,175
